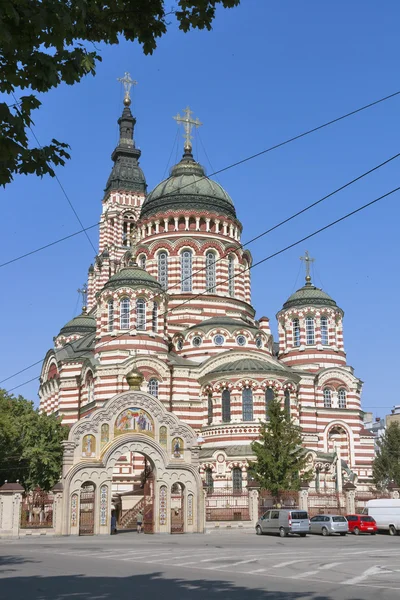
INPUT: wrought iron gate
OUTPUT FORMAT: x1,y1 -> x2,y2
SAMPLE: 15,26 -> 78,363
79,483 -> 95,536
143,475 -> 154,534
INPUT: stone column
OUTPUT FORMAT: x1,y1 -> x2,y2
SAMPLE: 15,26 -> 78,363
61,440 -> 76,477
299,481 -> 309,512
344,482 -> 356,514
52,481 -> 64,536
0,482 -> 24,538
248,486 -> 260,526
335,445 -> 343,493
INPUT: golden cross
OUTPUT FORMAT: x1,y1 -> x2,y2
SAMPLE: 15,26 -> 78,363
300,250 -> 315,282
77,283 -> 88,310
117,72 -> 137,105
173,106 -> 202,151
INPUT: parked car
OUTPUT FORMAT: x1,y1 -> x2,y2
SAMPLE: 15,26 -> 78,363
346,514 -> 377,535
255,509 -> 310,537
309,514 -> 348,536
364,499 -> 400,535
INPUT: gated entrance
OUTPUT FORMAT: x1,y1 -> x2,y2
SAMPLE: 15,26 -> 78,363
143,474 -> 155,534
171,483 -> 184,533
205,488 -> 250,522
79,482 -> 95,536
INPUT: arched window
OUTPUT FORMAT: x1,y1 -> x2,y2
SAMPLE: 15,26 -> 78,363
338,388 -> 347,409
321,316 -> 329,345
158,251 -> 168,290
148,378 -> 159,398
232,467 -> 243,492
242,388 -> 253,421
122,215 -> 135,246
305,317 -> 315,345
207,394 -> 213,425
265,387 -> 274,420
152,302 -> 158,333
323,388 -> 332,408
222,389 -> 231,423
181,250 -> 193,292
205,252 -> 216,293
228,255 -> 235,297
205,468 -> 214,493
120,298 -> 130,329
86,373 -> 94,404
284,389 -> 290,419
136,298 -> 146,331
138,255 -> 146,270
292,318 -> 300,347
107,300 -> 114,332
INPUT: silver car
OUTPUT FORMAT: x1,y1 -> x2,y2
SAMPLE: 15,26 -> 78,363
256,509 -> 310,537
309,514 -> 348,536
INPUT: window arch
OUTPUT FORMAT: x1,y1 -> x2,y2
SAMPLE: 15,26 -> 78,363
338,388 -> 347,409
284,389 -> 290,419
205,251 -> 216,293
86,372 -> 94,404
242,388 -> 253,421
228,255 -> 235,297
292,318 -> 300,347
158,251 -> 168,290
122,214 -> 135,246
265,387 -> 274,420
205,468 -> 214,493
136,298 -> 146,331
152,302 -> 158,333
222,389 -> 231,423
323,388 -> 332,408
232,467 -> 243,492
107,300 -> 114,331
120,297 -> 130,329
148,378 -> 159,398
181,249 -> 193,292
207,394 -> 213,425
320,316 -> 329,345
305,316 -> 315,345
138,254 -> 146,270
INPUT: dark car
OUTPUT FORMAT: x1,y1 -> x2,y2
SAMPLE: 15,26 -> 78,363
346,514 -> 377,535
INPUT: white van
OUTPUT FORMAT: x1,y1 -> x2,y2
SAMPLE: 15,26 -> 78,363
364,499 -> 400,535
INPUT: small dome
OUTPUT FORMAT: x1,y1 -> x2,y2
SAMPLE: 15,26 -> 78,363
103,264 -> 162,292
140,149 -> 236,220
59,312 -> 96,336
186,316 -> 258,333
282,281 -> 342,312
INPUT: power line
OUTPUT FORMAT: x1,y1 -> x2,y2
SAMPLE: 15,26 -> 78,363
6,184 -> 400,394
2,89 -> 400,270
2,150 -> 398,386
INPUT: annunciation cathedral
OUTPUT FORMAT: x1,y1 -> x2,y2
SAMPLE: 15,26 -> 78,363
39,78 -> 374,496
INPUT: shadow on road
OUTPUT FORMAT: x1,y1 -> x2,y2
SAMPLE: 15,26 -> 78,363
0,571 -> 364,600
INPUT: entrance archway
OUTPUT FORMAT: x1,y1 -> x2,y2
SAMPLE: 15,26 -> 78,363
171,483 -> 184,534
79,482 -> 95,536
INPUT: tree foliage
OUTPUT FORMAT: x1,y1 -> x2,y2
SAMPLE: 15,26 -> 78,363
0,0 -> 240,186
250,396 -> 312,498
373,422 -> 400,489
0,388 -> 68,491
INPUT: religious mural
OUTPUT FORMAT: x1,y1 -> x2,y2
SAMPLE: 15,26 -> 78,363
114,407 -> 154,436
101,423 -> 109,448
172,437 -> 184,459
82,434 -> 96,457
159,426 -> 168,449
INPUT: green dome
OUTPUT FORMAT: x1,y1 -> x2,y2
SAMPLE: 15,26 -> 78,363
103,265 -> 162,292
59,312 -> 96,336
140,149 -> 236,220
282,281 -> 342,312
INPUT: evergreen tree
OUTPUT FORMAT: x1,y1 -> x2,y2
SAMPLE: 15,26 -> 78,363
373,422 -> 400,489
0,388 -> 68,490
250,395 -> 312,499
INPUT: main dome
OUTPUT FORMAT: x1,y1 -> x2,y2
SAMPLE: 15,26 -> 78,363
140,149 -> 236,220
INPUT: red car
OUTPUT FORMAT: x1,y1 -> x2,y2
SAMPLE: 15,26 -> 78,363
346,514 -> 378,535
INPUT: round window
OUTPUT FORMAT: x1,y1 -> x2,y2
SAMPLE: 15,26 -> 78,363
236,335 -> 246,346
176,339 -> 183,351
192,336 -> 202,347
255,337 -> 263,349
214,334 -> 225,346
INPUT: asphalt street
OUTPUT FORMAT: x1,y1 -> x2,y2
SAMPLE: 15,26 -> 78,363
1,531 -> 400,600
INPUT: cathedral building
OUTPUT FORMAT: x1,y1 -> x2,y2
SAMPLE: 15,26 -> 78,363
39,82 -> 375,496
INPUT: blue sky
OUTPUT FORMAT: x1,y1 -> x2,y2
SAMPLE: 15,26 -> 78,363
1,0 -> 399,418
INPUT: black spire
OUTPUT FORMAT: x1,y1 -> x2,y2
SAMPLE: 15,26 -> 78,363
104,100 -> 147,196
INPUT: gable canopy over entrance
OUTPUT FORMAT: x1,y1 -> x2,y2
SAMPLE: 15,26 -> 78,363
61,391 -> 204,535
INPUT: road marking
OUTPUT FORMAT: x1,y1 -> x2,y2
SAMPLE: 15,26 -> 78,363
210,558 -> 258,570
292,562 -> 342,579
318,562 -> 342,570
344,565 -> 393,585
248,568 -> 266,574
272,560 -> 303,568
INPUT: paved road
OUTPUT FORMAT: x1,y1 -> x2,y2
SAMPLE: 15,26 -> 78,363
1,531 -> 400,599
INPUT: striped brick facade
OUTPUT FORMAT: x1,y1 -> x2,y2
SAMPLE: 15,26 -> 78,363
39,102 -> 375,494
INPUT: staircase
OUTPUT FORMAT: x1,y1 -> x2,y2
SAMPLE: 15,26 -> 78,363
119,497 -> 145,530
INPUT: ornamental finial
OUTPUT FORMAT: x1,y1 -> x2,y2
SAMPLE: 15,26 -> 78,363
117,72 -> 137,106
173,106 -> 202,152
300,250 -> 315,284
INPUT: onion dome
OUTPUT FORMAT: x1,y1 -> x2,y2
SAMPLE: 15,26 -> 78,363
140,148 -> 236,220
59,311 -> 96,336
102,264 -> 162,292
282,279 -> 343,314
